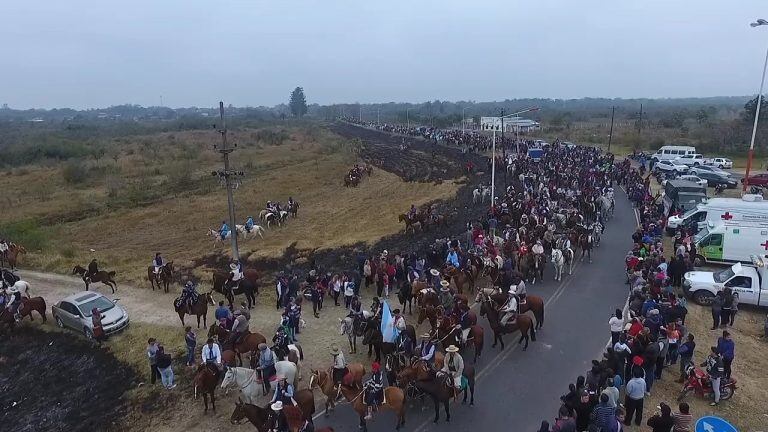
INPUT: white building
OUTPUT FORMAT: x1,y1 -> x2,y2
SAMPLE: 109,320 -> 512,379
480,116 -> 540,133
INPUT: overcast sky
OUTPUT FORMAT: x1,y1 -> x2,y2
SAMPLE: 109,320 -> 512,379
3,0 -> 767,109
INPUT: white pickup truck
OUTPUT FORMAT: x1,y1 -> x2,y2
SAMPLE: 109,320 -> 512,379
683,257 -> 768,306
674,153 -> 711,167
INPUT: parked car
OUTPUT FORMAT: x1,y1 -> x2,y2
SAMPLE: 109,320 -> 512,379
707,157 -> 733,169
696,171 -> 737,188
663,174 -> 707,188
654,160 -> 689,174
52,291 -> 129,339
674,153 -> 710,167
741,173 -> 768,187
690,165 -> 733,178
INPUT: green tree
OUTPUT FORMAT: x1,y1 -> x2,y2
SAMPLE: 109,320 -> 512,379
742,95 -> 768,122
695,108 -> 710,125
289,87 -> 308,117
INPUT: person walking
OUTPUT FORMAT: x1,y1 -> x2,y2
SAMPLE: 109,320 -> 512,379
156,345 -> 176,389
310,282 -> 321,318
257,343 -> 278,393
146,338 -> 160,384
666,323 -> 680,366
717,330 -> 735,380
343,276 -> 355,309
710,291 -> 723,330
676,333 -> 695,383
624,369 -> 647,427
609,308 -> 624,346
655,329 -> 669,380
729,292 -> 739,326
331,274 -> 341,306
702,346 -> 724,406
720,288 -> 734,329
184,326 -> 197,367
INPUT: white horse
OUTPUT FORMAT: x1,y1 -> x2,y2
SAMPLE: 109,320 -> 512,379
339,316 -> 358,354
481,186 -> 491,202
551,249 -> 565,281
472,188 -> 482,204
206,228 -> 224,247
592,223 -> 603,247
235,224 -> 265,240
275,360 -> 298,388
286,344 -> 304,381
265,211 -> 288,228
221,367 -> 262,404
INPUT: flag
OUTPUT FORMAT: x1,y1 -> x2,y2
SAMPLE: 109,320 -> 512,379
380,300 -> 400,343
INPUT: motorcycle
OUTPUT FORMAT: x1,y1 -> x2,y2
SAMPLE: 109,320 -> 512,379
677,362 -> 737,402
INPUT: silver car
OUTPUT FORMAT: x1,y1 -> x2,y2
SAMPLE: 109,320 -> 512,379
52,291 -> 129,339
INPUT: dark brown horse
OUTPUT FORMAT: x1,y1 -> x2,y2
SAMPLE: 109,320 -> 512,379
72,265 -> 117,293
344,175 -> 361,187
442,265 -> 474,295
194,365 -> 218,413
208,322 -> 266,366
5,244 -> 26,271
479,297 -> 536,350
175,291 -> 215,328
396,364 -> 475,422
398,213 -> 422,233
212,269 -> 259,308
308,367 -> 366,416
483,290 -> 546,330
147,262 -> 174,293
19,297 -> 47,322
230,401 -> 271,431
433,316 -> 483,363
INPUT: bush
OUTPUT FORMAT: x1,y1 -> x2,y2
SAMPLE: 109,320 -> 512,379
0,220 -> 48,251
61,160 -> 88,184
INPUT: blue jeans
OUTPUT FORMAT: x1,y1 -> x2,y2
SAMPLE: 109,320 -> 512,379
643,365 -> 655,392
186,346 -> 195,366
160,366 -> 174,388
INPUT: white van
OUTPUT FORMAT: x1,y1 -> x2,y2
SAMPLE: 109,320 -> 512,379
666,194 -> 768,235
651,145 -> 697,162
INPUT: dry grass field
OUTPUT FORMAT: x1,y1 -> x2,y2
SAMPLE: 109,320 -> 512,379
1,126 -> 458,284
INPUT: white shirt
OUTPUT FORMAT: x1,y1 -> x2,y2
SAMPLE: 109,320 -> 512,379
332,351 -> 346,369
201,343 -> 221,364
609,317 -> 624,333
0,242 -> 8,252
343,282 -> 355,297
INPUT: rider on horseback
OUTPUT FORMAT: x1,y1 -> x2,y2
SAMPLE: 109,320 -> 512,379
6,285 -> 21,322
440,345 -> 464,398
219,220 -> 230,240
180,281 -> 200,311
272,326 -> 290,359
228,261 -> 244,291
85,258 -> 99,282
244,215 -> 255,233
287,196 -> 295,210
152,252 -> 165,275
418,333 -> 437,369
228,309 -> 249,346
438,282 -> 453,311
500,285 -> 519,326
0,239 -> 7,263
364,362 -> 385,419
532,240 -> 544,257
407,204 -> 417,221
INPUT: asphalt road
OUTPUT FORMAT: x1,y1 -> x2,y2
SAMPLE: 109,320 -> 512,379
311,191 -> 638,431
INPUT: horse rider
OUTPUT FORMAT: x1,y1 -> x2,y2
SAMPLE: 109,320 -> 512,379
429,268 -> 442,291
500,285 -> 519,326
227,261 -> 243,295
270,375 -> 296,406
518,241 -> 529,257
84,258 -> 99,282
0,239 -> 8,263
228,309 -> 249,346
446,246 -> 460,268
396,327 -> 414,358
152,252 -> 165,276
440,345 -> 464,398
438,281 -> 453,311
532,240 -> 545,258
257,343 -> 278,392
407,204 -> 417,221
219,220 -> 230,240
244,215 -> 255,233
270,401 -> 289,432
370,297 -> 382,319
201,337 -> 222,380
272,326 -> 290,360
392,308 -> 406,333
456,302 -> 472,345
180,281 -> 200,311
330,344 -> 348,393
6,284 -> 21,322
364,362 -> 385,420
417,333 -> 437,370
287,196 -> 296,210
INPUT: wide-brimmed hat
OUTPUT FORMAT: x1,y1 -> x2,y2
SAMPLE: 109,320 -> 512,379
229,263 -> 239,270
258,343 -> 267,351
421,332 -> 432,339
440,286 -> 451,293
440,280 -> 450,288
309,270 -> 316,276
430,269 -> 440,277
331,345 -> 340,355
271,401 -> 283,411
445,345 -> 459,353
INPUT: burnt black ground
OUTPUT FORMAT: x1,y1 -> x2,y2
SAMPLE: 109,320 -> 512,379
0,327 -> 135,432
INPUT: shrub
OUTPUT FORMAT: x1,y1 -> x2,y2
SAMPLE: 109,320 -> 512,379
61,160 -> 88,184
0,220 -> 47,251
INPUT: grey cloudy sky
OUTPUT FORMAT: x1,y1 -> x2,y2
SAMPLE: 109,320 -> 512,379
2,0 -> 766,109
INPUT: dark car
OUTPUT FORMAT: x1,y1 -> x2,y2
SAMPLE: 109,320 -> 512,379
741,173 -> 768,186
697,171 -> 737,188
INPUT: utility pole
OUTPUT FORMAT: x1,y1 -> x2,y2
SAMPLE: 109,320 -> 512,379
500,108 -> 507,190
213,101 -> 243,262
608,106 -> 615,152
359,105 -> 362,122
637,103 -> 643,136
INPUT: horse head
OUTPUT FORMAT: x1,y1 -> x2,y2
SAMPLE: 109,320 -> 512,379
230,399 -> 247,424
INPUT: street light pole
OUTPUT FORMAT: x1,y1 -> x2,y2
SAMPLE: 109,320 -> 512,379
608,106 -> 615,153
406,108 -> 411,129
463,107 -> 469,133
745,18 -> 768,192
214,102 -> 241,261
491,128 -> 496,208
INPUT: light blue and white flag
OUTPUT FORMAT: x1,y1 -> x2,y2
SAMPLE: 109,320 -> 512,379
380,300 -> 400,343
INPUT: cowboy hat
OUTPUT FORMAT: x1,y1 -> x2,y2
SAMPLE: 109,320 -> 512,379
430,269 -> 440,277
440,286 -> 450,293
229,263 -> 239,270
421,332 -> 432,339
445,345 -> 459,353
330,345 -> 340,355
440,280 -> 450,288
271,401 -> 283,411
309,269 -> 316,276
508,284 -> 518,294
258,343 -> 267,351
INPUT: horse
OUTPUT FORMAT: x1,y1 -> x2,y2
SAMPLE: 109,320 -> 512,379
555,238 -> 575,275
396,364 -> 475,423
344,175 -> 361,187
265,211 -> 288,228
433,316 -> 483,363
5,280 -> 31,298
551,248 -> 565,281
517,254 -> 535,284
208,322 -> 266,366
417,305 -> 439,330
222,367 -> 267,403
0,269 -> 20,289
308,367 -> 366,416
339,383 -> 405,432
530,253 -> 546,284
19,296 -> 47,322
339,316 -> 358,354
194,365 -> 218,413
147,262 -> 174,293
398,214 -> 422,233
230,401 -> 272,431
578,232 -> 593,263
443,265 -> 473,295
5,244 -> 26,271
206,228 -> 225,247
396,280 -> 415,315
235,224 -> 265,240
212,269 -> 259,308
175,291 -> 215,328
479,297 -> 536,350
287,201 -> 300,218
72,265 -> 117,293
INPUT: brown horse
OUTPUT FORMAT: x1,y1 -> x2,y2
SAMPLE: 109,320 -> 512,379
208,322 -> 266,366
230,401 -> 271,431
443,265 -> 474,294
5,244 -> 26,270
433,316 -> 483,363
72,265 -> 117,293
398,214 -> 422,233
418,305 -> 439,330
479,297 -> 536,350
339,384 -> 406,432
194,365 -> 218,413
344,175 -> 361,187
481,290 -> 546,330
19,297 -> 47,322
396,364 -> 475,422
147,262 -> 174,293
308,366 -> 366,415
175,291 -> 215,328
413,281 -> 437,306
212,269 -> 259,308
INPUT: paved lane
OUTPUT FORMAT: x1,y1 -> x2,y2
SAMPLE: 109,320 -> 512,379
312,191 -> 637,431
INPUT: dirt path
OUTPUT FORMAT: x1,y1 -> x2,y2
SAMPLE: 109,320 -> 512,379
17,269 -> 182,327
